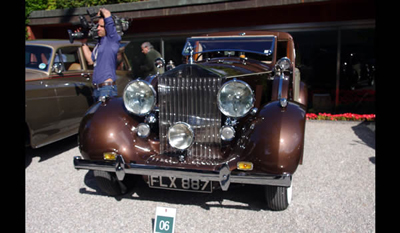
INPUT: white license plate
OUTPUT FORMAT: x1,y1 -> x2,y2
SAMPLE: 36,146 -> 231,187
148,176 -> 213,193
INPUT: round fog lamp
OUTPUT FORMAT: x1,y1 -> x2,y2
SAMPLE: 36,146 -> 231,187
168,122 -> 194,150
220,125 -> 235,141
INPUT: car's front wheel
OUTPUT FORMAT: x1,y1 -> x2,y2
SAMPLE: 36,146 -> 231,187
93,170 -> 135,196
264,181 -> 292,211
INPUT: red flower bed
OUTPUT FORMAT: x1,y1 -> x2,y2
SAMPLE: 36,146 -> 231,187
306,113 -> 375,121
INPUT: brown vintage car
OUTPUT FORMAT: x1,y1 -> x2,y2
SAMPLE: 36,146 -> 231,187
25,40 -> 133,148
74,31 -> 307,211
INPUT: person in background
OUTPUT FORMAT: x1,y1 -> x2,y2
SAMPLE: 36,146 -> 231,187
140,42 -> 164,77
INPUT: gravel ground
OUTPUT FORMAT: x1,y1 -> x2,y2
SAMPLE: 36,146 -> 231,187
25,120 -> 375,232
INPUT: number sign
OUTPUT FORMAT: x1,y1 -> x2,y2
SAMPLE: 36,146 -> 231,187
154,207 -> 176,233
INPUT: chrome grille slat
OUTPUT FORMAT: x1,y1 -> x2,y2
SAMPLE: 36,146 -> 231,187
159,72 -> 222,161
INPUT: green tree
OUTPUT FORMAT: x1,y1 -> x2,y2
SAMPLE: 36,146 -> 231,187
26,0 -> 141,39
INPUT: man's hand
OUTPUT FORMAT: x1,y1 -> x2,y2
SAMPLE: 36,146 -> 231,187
74,28 -> 88,44
98,8 -> 111,18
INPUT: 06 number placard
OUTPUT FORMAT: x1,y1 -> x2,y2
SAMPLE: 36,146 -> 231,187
154,206 -> 176,233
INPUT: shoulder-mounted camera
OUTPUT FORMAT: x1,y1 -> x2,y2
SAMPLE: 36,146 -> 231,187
67,7 -> 130,43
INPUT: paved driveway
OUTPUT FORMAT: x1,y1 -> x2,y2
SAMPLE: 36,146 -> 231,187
25,121 -> 375,232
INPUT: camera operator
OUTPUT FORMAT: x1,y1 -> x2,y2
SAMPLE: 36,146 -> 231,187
77,8 -> 121,101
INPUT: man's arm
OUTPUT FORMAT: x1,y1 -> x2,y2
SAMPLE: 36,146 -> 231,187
82,44 -> 93,65
99,8 -> 121,41
74,28 -> 93,66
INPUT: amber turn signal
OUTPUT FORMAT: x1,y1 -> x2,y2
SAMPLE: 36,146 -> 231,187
103,152 -> 117,160
237,161 -> 253,171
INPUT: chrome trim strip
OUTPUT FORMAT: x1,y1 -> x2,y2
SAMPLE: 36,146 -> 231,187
73,155 -> 292,190
226,71 -> 272,79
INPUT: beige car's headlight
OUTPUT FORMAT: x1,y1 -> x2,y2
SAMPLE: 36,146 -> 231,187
217,79 -> 254,118
123,80 -> 156,116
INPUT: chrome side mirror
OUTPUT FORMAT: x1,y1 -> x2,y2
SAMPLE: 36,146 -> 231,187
155,57 -> 165,69
275,57 -> 291,108
154,57 -> 165,75
52,62 -> 64,74
274,57 -> 291,75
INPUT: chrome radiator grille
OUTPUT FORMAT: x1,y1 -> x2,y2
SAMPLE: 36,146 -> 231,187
158,75 -> 223,161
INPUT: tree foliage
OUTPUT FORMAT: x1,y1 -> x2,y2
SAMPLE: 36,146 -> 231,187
26,0 -> 141,39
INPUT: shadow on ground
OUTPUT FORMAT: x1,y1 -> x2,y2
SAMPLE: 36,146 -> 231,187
25,135 -> 78,168
79,170 -> 271,211
351,121 -> 375,164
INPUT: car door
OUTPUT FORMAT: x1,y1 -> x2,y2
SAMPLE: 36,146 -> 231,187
49,46 -> 94,135
25,45 -> 63,148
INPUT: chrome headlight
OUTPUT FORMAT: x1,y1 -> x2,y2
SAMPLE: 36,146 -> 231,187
217,79 -> 254,118
123,80 -> 156,116
168,122 -> 194,150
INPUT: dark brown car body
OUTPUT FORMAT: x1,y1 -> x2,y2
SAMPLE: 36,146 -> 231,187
74,31 -> 307,210
25,40 -> 132,148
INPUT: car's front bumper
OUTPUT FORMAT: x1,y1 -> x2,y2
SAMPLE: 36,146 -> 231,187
73,155 -> 291,191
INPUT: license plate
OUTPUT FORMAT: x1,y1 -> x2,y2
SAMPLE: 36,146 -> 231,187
148,176 -> 212,193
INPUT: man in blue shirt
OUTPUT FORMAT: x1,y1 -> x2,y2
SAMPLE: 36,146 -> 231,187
81,8 -> 121,101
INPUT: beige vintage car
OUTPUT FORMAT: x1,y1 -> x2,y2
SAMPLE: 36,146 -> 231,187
25,40 -> 133,148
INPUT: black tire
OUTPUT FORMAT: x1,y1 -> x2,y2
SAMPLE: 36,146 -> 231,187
93,170 -> 135,196
264,184 -> 292,211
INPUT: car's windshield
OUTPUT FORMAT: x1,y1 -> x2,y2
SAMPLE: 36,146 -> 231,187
182,36 -> 275,61
25,45 -> 53,71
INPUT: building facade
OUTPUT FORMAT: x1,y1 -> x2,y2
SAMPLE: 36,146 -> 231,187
27,0 -> 376,113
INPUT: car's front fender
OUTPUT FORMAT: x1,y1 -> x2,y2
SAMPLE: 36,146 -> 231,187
236,100 -> 306,174
78,98 -> 157,162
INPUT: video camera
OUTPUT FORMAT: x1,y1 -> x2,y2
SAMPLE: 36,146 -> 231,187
67,7 -> 130,44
